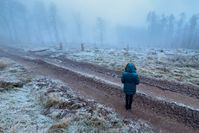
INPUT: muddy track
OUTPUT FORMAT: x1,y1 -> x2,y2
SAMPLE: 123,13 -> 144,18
0,49 -> 199,133
44,55 -> 199,99
140,76 -> 199,99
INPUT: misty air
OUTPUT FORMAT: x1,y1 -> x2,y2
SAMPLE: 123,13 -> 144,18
0,0 -> 199,132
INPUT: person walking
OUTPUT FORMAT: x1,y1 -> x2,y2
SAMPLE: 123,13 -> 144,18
121,63 -> 140,110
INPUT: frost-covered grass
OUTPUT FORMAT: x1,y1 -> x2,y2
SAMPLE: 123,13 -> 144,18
0,58 -> 32,90
0,58 -> 53,132
32,78 -> 154,133
0,84 -> 53,132
0,57 -> 154,133
57,48 -> 199,86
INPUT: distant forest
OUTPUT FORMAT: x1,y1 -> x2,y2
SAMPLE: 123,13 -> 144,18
0,0 -> 199,49
116,12 -> 199,49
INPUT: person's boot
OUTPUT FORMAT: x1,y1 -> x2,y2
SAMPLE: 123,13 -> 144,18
125,103 -> 128,110
126,104 -> 130,110
129,104 -> 132,110
126,103 -> 132,110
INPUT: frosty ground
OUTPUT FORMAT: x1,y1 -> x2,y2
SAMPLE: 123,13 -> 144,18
40,47 -> 199,87
0,57 -> 154,133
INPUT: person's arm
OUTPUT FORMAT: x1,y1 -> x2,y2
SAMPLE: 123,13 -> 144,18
121,73 -> 125,83
136,76 -> 140,85
134,74 -> 140,85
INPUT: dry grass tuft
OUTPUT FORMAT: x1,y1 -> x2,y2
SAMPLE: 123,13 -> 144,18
31,78 -> 154,133
0,127 -> 3,133
0,62 -> 7,70
0,81 -> 24,90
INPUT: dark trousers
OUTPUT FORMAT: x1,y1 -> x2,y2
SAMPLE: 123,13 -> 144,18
125,94 -> 133,110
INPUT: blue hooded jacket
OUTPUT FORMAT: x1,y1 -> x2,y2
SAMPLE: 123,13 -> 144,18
121,63 -> 140,95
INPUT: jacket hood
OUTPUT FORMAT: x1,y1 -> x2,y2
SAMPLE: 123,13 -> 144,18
125,63 -> 136,73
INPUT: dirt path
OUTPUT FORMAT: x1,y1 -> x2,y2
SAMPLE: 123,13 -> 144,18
41,57 -> 199,110
0,49 -> 199,133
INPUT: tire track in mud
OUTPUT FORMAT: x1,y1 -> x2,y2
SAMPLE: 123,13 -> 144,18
27,58 -> 199,128
0,51 -> 199,133
56,56 -> 199,99
31,52 -> 199,99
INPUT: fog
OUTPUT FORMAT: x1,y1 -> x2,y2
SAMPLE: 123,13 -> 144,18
0,0 -> 199,49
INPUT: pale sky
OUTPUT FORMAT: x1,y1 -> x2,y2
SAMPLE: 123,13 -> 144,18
22,0 -> 199,27
55,0 -> 199,27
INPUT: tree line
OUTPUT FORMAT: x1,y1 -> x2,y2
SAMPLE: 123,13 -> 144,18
146,11 -> 199,49
0,0 -> 198,49
0,0 -> 106,49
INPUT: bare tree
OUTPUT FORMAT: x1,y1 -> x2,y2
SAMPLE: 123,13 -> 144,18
166,14 -> 175,47
96,17 -> 106,47
74,13 -> 85,51
188,14 -> 199,48
176,13 -> 186,47
146,11 -> 159,46
74,13 -> 83,43
0,2 -> 13,43
0,0 -> 28,45
49,2 -> 61,47
33,1 -> 51,45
